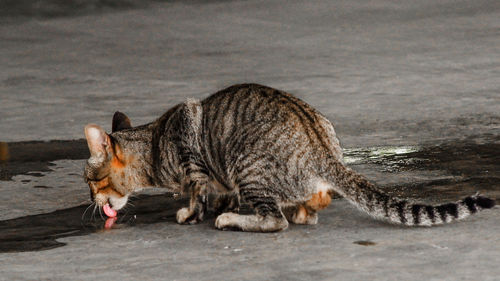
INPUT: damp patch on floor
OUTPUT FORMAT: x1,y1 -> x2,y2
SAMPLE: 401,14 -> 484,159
0,136 -> 498,253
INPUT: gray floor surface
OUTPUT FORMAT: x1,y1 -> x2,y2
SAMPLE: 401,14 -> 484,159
0,0 -> 499,280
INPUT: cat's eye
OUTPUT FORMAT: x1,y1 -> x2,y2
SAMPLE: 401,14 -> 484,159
89,177 -> 110,190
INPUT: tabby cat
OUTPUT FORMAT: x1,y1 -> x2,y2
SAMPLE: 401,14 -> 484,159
84,84 -> 495,232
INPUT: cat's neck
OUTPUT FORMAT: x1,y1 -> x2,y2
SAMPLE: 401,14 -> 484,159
110,123 -> 158,189
110,105 -> 185,192
150,105 -> 184,190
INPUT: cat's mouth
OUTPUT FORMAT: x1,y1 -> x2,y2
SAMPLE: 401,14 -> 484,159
103,202 -> 117,218
106,200 -> 114,209
107,194 -> 129,212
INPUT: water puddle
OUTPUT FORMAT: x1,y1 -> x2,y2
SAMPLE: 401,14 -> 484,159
344,137 -> 500,201
0,193 -> 189,253
0,139 -> 88,181
344,145 -> 421,171
344,138 -> 499,176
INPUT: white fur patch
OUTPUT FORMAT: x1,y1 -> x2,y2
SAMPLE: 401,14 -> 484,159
109,195 -> 129,211
313,178 -> 333,194
215,213 -> 289,232
176,207 -> 194,224
215,212 -> 240,229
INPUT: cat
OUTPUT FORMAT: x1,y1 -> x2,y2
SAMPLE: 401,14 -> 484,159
83,83 -> 495,232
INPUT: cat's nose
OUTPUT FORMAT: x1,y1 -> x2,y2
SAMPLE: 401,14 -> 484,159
89,190 -> 95,201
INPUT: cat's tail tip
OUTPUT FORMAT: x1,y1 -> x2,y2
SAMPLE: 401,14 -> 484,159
473,194 -> 496,209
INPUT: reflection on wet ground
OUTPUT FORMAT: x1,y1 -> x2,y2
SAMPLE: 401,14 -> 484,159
0,193 -> 188,253
345,136 -> 500,202
0,139 -> 88,180
0,136 -> 498,253
0,142 -> 9,162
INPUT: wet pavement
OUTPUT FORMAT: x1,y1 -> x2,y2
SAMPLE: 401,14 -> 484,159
1,136 -> 498,255
1,0 -> 499,280
0,139 -> 88,181
0,193 -> 184,253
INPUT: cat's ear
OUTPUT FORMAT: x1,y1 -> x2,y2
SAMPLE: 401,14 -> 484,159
112,111 -> 132,132
84,124 -> 111,158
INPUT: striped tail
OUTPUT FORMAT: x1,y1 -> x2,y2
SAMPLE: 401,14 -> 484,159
326,160 -> 496,226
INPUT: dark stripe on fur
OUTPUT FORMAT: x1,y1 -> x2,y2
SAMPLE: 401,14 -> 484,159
383,196 -> 390,217
436,203 -> 458,222
463,196 -> 477,213
273,90 -> 331,151
412,204 -> 422,225
151,106 -> 177,184
395,201 -> 407,224
425,206 -> 435,223
475,196 -> 495,209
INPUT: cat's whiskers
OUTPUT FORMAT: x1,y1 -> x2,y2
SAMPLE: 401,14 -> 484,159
121,203 -> 134,214
117,208 -> 131,223
128,194 -> 140,200
126,195 -> 140,207
91,204 -> 98,222
98,206 -> 105,221
81,202 -> 95,221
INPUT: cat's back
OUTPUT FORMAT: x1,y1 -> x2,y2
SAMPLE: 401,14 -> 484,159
201,83 -> 324,126
201,84 -> 342,162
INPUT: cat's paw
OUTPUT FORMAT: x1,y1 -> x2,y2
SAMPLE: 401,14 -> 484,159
215,212 -> 242,231
176,208 -> 193,224
176,207 -> 203,224
291,206 -> 318,225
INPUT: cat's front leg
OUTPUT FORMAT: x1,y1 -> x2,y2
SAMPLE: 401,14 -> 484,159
174,99 -> 209,225
176,171 -> 209,224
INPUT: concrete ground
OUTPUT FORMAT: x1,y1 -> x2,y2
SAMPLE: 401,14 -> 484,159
0,0 -> 499,280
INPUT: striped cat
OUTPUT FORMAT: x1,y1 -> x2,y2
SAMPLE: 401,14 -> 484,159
84,84 -> 495,232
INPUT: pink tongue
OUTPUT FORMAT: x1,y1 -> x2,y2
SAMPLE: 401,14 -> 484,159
104,217 -> 117,229
103,203 -> 117,218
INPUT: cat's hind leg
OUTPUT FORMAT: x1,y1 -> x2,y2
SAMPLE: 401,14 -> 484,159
288,189 -> 332,225
289,205 -> 318,225
215,183 -> 288,232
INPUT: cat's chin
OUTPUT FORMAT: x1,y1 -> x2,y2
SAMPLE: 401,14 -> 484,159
109,195 -> 129,211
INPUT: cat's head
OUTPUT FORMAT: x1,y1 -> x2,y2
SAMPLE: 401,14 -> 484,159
83,112 -> 149,212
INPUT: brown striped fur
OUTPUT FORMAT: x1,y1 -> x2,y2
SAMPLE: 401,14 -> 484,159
84,84 -> 495,232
